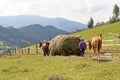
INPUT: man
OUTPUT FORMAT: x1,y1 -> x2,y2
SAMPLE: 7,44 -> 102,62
79,39 -> 86,57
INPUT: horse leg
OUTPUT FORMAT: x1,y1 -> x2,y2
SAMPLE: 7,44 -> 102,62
43,51 -> 46,56
93,48 -> 99,61
46,49 -> 50,56
96,48 -> 100,62
92,47 -> 96,60
96,52 -> 99,62
95,48 -> 99,61
98,47 -> 101,62
46,51 -> 49,56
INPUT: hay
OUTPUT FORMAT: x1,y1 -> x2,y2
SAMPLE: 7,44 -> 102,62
49,35 -> 81,56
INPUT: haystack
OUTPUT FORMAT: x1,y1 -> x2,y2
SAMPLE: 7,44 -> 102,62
49,35 -> 81,56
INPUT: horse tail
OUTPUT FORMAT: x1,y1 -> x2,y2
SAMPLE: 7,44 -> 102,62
98,38 -> 102,53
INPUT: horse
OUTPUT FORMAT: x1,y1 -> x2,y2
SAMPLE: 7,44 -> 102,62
39,41 -> 50,56
88,34 -> 102,61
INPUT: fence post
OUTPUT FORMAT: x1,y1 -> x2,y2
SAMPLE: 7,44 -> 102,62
25,48 -> 27,54
19,49 -> 21,54
21,48 -> 24,54
28,46 -> 30,54
27,41 -> 31,54
36,44 -> 39,54
8,49 -> 12,56
14,48 -> 16,54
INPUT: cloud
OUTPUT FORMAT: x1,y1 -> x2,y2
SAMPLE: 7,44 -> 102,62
0,0 -> 119,24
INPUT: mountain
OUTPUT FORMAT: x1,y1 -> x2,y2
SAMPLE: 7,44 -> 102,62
0,24 -> 67,48
19,24 -> 68,41
0,15 -> 87,32
0,25 -> 31,48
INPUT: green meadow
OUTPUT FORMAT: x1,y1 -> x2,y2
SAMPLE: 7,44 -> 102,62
0,54 -> 120,80
74,22 -> 120,40
0,22 -> 120,80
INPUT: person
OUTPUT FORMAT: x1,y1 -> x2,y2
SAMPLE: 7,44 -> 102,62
79,39 -> 86,57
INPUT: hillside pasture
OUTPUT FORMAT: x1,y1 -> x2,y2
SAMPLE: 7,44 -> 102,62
0,22 -> 120,80
0,40 -> 120,80
74,22 -> 120,40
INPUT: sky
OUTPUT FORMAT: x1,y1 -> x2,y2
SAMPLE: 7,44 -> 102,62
0,0 -> 119,24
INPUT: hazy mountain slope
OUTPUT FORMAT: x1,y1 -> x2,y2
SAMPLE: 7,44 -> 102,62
0,26 -> 31,48
0,24 -> 67,48
0,15 -> 87,32
19,24 -> 68,41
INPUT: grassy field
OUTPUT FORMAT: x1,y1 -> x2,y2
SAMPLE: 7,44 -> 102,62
0,54 -> 120,80
0,22 -> 120,80
74,22 -> 120,40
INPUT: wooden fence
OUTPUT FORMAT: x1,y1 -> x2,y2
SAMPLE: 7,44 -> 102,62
0,44 -> 43,57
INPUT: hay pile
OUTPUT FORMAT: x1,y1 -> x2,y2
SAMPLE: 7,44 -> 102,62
49,35 -> 81,56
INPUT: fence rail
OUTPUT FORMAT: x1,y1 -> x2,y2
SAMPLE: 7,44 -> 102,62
0,44 -> 43,57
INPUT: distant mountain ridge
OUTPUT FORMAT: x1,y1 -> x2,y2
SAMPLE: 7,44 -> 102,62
0,15 -> 87,32
19,24 -> 68,41
0,24 -> 67,48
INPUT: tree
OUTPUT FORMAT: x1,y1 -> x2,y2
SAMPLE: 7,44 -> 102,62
95,21 -> 105,27
113,4 -> 119,20
109,16 -> 116,23
87,17 -> 94,28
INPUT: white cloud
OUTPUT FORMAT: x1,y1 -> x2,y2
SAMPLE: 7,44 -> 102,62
0,0 -> 120,24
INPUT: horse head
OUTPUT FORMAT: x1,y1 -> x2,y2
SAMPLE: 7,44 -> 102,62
39,40 -> 50,48
39,41 -> 42,47
98,33 -> 102,38
88,39 -> 92,50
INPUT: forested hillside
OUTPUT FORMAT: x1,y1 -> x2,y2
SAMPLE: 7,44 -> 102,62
0,24 -> 67,48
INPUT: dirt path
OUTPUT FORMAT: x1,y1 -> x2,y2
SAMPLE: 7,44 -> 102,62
102,44 -> 120,46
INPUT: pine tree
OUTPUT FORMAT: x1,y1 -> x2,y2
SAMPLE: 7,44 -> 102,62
113,4 -> 119,20
87,17 -> 94,28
